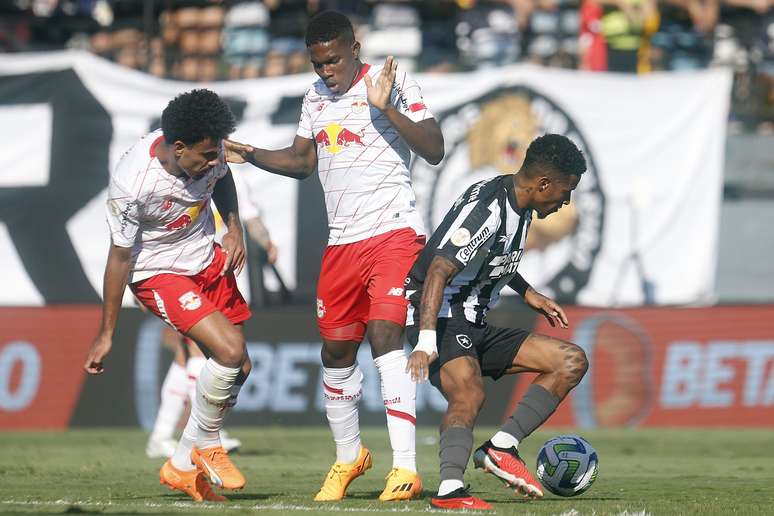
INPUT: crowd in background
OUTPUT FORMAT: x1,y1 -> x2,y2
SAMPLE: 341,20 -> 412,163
1,0 -> 772,131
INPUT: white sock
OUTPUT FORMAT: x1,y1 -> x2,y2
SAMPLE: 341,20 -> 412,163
192,359 -> 240,450
186,356 -> 207,404
438,479 -> 465,496
150,362 -> 188,441
323,364 -> 363,464
491,431 -> 520,449
170,414 -> 198,471
374,350 -> 417,472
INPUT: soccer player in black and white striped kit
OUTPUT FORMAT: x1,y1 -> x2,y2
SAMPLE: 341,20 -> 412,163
404,134 -> 590,510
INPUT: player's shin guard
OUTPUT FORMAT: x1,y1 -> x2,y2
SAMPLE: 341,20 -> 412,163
151,362 -> 188,441
439,426 -> 473,495
374,350 -> 417,472
186,356 -> 207,404
192,359 -> 240,450
497,384 -> 560,445
323,364 -> 363,464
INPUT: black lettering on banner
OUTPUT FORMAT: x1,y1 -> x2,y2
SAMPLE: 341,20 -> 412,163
0,70 -> 112,303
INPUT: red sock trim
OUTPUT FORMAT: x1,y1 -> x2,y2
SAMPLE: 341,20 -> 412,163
323,382 -> 344,395
386,408 -> 416,425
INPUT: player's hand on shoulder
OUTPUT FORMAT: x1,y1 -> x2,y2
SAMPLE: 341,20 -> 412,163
406,349 -> 438,383
221,231 -> 246,277
224,139 -> 254,164
524,287 -> 569,329
84,333 -> 112,375
364,56 -> 398,111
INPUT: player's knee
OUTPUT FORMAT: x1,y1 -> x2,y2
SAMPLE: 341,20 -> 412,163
563,343 -> 588,387
449,387 -> 485,418
320,342 -> 357,368
217,330 -> 247,368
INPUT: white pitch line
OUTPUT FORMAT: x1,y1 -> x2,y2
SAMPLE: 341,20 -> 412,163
0,499 -> 489,514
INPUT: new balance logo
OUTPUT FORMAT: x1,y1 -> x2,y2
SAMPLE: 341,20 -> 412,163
387,287 -> 404,296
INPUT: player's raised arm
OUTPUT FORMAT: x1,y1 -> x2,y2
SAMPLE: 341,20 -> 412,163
224,135 -> 317,180
84,242 -> 132,374
364,56 -> 444,165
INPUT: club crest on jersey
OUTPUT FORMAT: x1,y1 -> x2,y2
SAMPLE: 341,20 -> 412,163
160,198 -> 173,211
450,228 -> 471,247
456,334 -> 473,349
411,85 -> 604,303
178,291 -> 202,311
314,123 -> 364,154
351,100 -> 368,114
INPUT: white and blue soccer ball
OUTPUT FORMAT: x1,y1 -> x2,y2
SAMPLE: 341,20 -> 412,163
535,435 -> 599,497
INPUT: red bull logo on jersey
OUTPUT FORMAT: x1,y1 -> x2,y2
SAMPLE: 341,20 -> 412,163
165,202 -> 205,231
314,123 -> 365,154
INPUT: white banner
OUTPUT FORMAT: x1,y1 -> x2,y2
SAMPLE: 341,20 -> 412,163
0,51 -> 731,307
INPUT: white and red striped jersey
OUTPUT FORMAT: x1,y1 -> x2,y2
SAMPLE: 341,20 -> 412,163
106,129 -> 227,283
297,63 -> 434,245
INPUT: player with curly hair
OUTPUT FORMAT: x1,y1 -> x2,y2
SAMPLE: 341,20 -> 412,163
83,89 -> 251,503
405,134 -> 589,510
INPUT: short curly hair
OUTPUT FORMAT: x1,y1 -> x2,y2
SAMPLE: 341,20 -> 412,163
161,89 -> 236,145
523,134 -> 586,180
305,11 -> 355,47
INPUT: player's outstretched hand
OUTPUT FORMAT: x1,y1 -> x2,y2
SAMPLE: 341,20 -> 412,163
84,333 -> 112,375
221,230 -> 246,277
524,288 -> 569,329
406,350 -> 438,383
364,55 -> 397,111
224,139 -> 254,164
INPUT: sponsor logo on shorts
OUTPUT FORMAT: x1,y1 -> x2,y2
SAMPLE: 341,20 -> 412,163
316,298 -> 326,319
456,334 -> 473,349
178,291 -> 202,311
387,287 -> 404,296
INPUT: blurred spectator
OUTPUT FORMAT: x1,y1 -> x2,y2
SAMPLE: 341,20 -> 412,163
264,0 -> 310,76
456,0 -> 521,69
417,1 -> 460,73
714,0 -> 774,132
597,0 -> 659,73
362,1 -> 422,71
651,0 -> 718,71
222,1 -> 270,79
523,0 -> 581,68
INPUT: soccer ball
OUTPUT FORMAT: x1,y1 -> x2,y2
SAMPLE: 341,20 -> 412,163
535,435 -> 598,497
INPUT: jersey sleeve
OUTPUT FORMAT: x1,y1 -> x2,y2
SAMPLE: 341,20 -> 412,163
296,88 -> 314,139
392,69 -> 434,123
434,197 -> 501,270
105,176 -> 140,248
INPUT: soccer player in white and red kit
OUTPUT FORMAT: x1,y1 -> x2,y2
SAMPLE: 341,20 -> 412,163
83,90 -> 251,502
225,11 -> 444,502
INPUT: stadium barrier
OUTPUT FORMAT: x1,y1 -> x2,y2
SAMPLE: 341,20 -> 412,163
1,304 -> 772,430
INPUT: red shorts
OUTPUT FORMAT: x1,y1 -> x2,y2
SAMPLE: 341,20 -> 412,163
316,228 -> 425,342
131,245 -> 251,334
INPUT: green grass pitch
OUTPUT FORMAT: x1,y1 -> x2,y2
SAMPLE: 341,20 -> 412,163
1,427 -> 773,515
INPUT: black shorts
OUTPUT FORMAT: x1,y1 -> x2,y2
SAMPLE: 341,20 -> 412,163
406,316 -> 530,383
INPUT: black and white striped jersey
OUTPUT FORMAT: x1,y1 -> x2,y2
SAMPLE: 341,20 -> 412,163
405,174 -> 532,325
